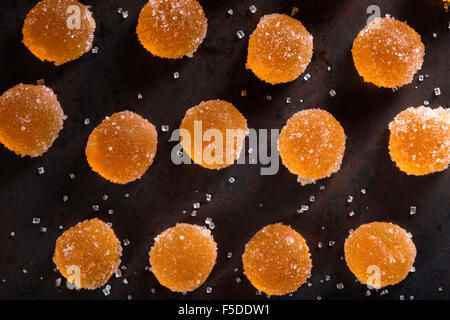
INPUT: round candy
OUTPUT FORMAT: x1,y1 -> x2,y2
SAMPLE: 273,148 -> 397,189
344,222 -> 416,288
22,0 -> 96,65
136,0 -> 207,59
389,106 -> 450,175
0,84 -> 65,157
149,223 -> 217,292
246,14 -> 313,84
352,17 -> 425,88
86,111 -> 158,184
278,109 -> 346,185
179,99 -> 248,169
53,218 -> 122,290
242,224 -> 312,295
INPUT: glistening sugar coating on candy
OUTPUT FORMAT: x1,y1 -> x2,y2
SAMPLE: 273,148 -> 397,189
136,0 -> 207,59
344,222 -> 416,288
278,109 -> 346,185
149,223 -> 217,292
179,100 -> 248,169
242,224 -> 312,295
352,17 -> 425,88
389,106 -> 450,175
53,218 -> 122,290
0,84 -> 65,157
247,14 -> 313,84
85,111 -> 158,184
22,0 -> 96,65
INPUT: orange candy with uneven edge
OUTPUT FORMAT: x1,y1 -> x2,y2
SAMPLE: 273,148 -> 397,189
86,111 -> 158,184
179,100 -> 248,169
22,0 -> 96,65
149,223 -> 217,292
344,222 -> 416,288
246,14 -> 313,84
53,218 -> 122,290
242,224 -> 312,296
389,106 -> 450,175
0,84 -> 65,157
136,0 -> 207,59
278,109 -> 346,185
352,17 -> 425,88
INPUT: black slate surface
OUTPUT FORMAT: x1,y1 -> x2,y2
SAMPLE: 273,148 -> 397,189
0,0 -> 448,300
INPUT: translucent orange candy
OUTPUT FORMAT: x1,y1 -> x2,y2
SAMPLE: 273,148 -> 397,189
344,222 -> 416,288
246,14 -> 313,84
136,0 -> 207,59
86,111 -> 158,184
0,84 -> 65,157
242,224 -> 312,296
53,218 -> 122,290
22,0 -> 96,65
149,223 -> 217,292
389,106 -> 450,175
352,17 -> 425,88
179,100 -> 248,169
278,109 -> 346,185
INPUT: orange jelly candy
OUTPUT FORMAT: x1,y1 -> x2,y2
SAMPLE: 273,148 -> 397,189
22,0 -> 96,65
149,223 -> 217,292
86,111 -> 158,184
352,17 -> 424,88
242,224 -> 312,296
0,84 -> 65,157
136,0 -> 207,59
53,218 -> 122,290
246,14 -> 313,84
278,109 -> 346,185
179,100 -> 248,169
344,222 -> 416,288
389,106 -> 450,175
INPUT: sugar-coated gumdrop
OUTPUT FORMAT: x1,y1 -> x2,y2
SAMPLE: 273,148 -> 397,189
136,0 -> 207,59
344,222 -> 416,288
53,218 -> 122,290
86,111 -> 158,184
149,223 -> 217,292
246,14 -> 313,84
242,223 -> 312,295
0,84 -> 65,157
388,106 -> 450,175
352,17 -> 424,88
22,0 -> 96,65
179,99 -> 248,169
278,109 -> 346,185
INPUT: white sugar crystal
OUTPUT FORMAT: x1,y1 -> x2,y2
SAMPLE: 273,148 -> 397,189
102,194 -> 109,201
329,89 -> 336,97
137,93 -> 143,100
227,9 -> 233,16
309,195 -> 315,202
102,287 -> 110,296
317,241 -> 323,248
63,195 -> 69,202
205,217 -> 212,225
266,95 -> 272,101
410,206 -> 416,215
40,227 -> 47,233
328,240 -> 335,247
418,75 -> 424,81
349,211 -> 355,217
38,167 -> 45,174
173,72 -> 180,79
286,97 -> 291,104
227,252 -> 232,259
434,87 -> 441,96
206,287 -> 212,293
108,209 -> 114,215
209,222 -> 215,230
84,118 -> 90,125
336,282 -> 344,290
91,46 -> 98,54
236,30 -> 245,39
249,5 -> 257,14
32,218 -> 40,224
193,202 -> 200,209
229,177 -> 235,183
69,173 -> 76,179
347,195 -> 353,203
303,73 -> 311,81
115,269 -> 122,278
92,205 -> 99,211
55,278 -> 61,287
122,11 -> 128,19
205,194 -> 212,201
161,125 -> 169,132
10,232 -> 15,237
191,210 -> 197,217
235,277 -> 241,283
361,188 -> 366,194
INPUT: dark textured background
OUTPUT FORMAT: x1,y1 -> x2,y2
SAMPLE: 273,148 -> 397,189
0,0 -> 448,300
